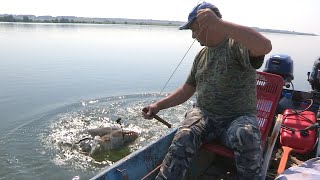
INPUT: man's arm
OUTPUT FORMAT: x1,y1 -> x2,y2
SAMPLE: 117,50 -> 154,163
197,9 -> 272,57
221,21 -> 272,57
142,83 -> 196,119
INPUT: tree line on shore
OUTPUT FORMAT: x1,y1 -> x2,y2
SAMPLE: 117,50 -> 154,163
1,14 -> 317,36
0,15 -> 178,26
0,15 -> 116,24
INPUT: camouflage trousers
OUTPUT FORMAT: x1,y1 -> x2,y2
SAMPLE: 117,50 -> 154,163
155,107 -> 263,180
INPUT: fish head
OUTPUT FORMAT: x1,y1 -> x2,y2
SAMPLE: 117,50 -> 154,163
79,139 -> 93,154
106,129 -> 138,144
122,130 -> 138,144
96,130 -> 139,148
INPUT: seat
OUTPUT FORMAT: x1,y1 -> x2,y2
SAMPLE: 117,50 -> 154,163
202,71 -> 284,158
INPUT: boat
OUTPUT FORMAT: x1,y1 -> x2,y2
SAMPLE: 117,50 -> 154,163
91,55 -> 320,180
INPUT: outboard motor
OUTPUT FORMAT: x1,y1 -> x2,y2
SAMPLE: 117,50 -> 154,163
263,54 -> 294,88
307,57 -> 320,92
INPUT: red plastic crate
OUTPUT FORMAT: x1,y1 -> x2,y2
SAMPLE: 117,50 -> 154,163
202,71 -> 284,158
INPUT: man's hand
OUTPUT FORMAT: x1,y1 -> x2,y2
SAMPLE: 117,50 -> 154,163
142,104 -> 160,119
196,8 -> 222,32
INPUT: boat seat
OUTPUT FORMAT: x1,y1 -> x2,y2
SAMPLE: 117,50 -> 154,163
202,71 -> 284,158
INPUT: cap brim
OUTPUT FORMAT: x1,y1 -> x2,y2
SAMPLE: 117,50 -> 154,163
179,17 -> 196,30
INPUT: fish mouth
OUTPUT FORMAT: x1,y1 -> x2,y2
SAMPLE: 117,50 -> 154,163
123,131 -> 138,137
123,131 -> 139,140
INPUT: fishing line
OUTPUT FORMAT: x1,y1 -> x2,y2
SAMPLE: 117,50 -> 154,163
143,0 -> 210,128
155,25 -> 209,101
155,39 -> 196,100
154,0 -> 205,100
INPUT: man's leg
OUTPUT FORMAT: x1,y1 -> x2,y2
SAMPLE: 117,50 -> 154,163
156,108 -> 211,180
220,115 -> 263,180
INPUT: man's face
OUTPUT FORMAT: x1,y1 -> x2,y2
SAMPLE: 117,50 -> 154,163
190,20 -> 208,46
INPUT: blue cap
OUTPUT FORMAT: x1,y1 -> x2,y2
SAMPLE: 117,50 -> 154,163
179,2 -> 222,30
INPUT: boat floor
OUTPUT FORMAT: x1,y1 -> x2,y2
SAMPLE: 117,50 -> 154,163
143,145 -> 312,180
183,143 -> 315,180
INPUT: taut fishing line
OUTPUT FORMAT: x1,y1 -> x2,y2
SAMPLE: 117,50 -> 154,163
155,39 -> 196,100
142,0 -> 210,128
155,1 -> 209,100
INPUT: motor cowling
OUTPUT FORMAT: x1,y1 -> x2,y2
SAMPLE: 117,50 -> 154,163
308,57 -> 320,92
263,54 -> 294,86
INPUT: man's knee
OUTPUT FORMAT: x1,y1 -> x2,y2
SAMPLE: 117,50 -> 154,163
227,115 -> 262,151
228,116 -> 263,179
173,128 -> 200,152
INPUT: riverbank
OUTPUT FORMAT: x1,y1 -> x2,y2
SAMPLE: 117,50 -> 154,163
0,14 -> 318,36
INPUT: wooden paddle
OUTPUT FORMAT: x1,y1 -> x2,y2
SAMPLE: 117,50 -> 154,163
142,107 -> 172,128
277,146 -> 293,175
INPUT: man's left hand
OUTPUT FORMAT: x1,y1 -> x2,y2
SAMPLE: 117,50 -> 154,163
197,8 -> 222,32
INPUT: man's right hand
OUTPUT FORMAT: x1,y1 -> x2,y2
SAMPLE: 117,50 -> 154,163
142,104 -> 160,119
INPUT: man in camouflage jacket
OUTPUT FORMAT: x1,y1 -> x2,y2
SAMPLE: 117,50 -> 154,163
142,2 -> 272,180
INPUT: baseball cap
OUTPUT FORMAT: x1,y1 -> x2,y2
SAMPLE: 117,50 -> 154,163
179,2 -> 222,30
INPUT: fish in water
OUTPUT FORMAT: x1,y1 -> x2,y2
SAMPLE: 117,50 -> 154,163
77,126 -> 138,157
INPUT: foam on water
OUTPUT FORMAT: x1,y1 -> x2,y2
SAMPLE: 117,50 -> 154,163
39,93 -> 193,171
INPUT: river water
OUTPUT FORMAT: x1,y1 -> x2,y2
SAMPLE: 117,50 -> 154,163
0,22 -> 319,180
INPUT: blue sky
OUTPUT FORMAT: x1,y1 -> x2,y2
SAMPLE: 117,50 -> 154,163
0,0 -> 319,34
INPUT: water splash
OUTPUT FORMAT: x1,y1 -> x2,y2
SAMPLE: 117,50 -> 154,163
40,93 -> 194,170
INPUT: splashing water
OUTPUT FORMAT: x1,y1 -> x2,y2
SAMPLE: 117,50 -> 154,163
40,93 -> 194,171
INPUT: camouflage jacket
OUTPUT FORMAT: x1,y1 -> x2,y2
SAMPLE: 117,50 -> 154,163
186,38 -> 264,118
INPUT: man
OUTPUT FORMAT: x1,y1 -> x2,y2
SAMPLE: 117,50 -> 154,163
142,2 -> 272,180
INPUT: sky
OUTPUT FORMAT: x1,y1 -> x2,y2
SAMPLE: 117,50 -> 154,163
0,0 -> 319,34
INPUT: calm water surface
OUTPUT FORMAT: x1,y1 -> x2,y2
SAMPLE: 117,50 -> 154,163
0,22 -> 319,180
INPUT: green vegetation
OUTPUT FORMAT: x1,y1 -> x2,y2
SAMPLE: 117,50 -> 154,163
0,14 -> 317,36
0,15 -> 85,24
0,15 -> 19,22
0,15 -> 180,26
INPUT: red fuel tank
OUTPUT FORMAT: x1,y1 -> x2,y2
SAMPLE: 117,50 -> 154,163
280,109 -> 317,154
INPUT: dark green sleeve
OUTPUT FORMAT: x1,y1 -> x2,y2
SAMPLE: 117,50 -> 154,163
186,72 -> 196,87
231,39 -> 265,70
186,59 -> 197,87
249,55 -> 265,69
185,49 -> 204,87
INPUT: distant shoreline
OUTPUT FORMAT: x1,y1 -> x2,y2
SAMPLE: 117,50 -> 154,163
0,14 -> 318,36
